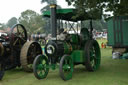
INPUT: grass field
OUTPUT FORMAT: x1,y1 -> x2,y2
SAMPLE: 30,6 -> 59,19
1,39 -> 128,85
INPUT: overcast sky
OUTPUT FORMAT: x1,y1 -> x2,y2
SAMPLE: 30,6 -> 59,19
0,0 -> 73,23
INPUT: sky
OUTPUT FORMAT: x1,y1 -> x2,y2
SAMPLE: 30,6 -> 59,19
0,0 -> 73,23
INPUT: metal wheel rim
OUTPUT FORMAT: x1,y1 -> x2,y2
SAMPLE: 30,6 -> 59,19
59,55 -> 73,81
89,46 -> 98,70
33,55 -> 49,79
89,41 -> 101,70
85,40 -> 101,71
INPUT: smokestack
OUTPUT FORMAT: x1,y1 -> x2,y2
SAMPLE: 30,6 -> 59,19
50,4 -> 57,39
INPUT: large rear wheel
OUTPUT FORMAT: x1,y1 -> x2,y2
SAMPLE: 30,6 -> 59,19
84,39 -> 101,71
33,55 -> 49,79
59,55 -> 73,81
20,41 -> 42,72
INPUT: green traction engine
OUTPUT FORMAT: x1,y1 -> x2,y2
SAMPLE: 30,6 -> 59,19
33,4 -> 101,81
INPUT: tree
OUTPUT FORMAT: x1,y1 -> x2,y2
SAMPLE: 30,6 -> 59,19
0,23 -> 4,30
18,10 -> 45,34
7,17 -> 17,28
41,0 -> 57,4
0,23 -> 7,30
65,0 -> 128,18
105,0 -> 128,16
65,0 -> 104,19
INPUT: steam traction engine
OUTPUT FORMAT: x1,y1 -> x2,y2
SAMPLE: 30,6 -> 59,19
33,4 -> 101,81
0,24 -> 42,80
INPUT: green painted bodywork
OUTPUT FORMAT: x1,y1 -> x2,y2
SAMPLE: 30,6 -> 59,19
63,42 -> 72,54
71,50 -> 84,63
63,38 -> 84,63
43,9 -> 74,16
70,34 -> 79,44
43,9 -> 91,21
107,16 -> 128,47
63,34 -> 80,55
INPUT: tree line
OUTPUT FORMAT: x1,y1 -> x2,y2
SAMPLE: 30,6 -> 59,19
0,0 -> 58,34
65,0 -> 128,19
0,10 -> 45,35
2,0 -> 124,33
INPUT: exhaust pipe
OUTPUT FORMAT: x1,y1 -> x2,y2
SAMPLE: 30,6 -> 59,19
50,4 -> 57,39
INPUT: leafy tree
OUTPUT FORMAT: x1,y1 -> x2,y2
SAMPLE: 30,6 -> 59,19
7,17 -> 17,28
0,23 -> 4,30
65,0 -> 128,18
65,0 -> 104,19
105,0 -> 128,16
0,23 -> 7,30
18,10 -> 45,34
41,0 -> 57,4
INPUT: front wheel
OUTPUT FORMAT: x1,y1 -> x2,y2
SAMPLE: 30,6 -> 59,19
59,55 -> 73,81
84,39 -> 101,71
33,55 -> 49,79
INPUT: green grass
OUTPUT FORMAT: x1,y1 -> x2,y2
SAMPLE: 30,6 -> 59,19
1,39 -> 128,85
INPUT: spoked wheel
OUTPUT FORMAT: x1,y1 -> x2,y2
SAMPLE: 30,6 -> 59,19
10,24 -> 27,48
59,55 -> 73,81
84,39 -> 101,71
0,64 -> 5,80
33,55 -> 49,79
20,41 -> 42,72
